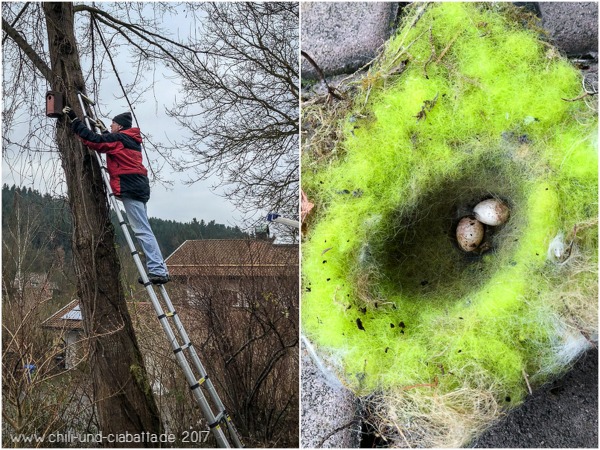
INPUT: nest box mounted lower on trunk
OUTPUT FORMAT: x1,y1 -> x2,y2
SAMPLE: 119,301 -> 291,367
46,91 -> 64,118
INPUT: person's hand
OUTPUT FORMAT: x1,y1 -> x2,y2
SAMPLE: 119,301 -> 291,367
62,106 -> 77,121
94,118 -> 107,132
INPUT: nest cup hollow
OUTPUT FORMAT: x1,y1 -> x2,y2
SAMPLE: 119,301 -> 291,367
358,157 -> 523,301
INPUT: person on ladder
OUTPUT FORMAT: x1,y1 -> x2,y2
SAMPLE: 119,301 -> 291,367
63,107 -> 171,285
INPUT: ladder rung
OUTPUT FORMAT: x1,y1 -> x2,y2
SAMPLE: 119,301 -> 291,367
209,411 -> 225,429
174,342 -> 192,354
190,375 -> 208,390
157,310 -> 176,320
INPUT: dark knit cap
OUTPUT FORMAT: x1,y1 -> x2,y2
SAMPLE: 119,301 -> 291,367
113,112 -> 132,129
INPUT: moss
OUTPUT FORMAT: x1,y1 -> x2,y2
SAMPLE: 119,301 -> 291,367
130,363 -> 154,401
302,3 -> 597,446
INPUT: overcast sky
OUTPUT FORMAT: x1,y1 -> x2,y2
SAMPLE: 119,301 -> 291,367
2,4 -> 248,228
90,61 -> 243,227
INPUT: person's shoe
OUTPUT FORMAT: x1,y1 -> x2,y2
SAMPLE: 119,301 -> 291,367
138,274 -> 171,285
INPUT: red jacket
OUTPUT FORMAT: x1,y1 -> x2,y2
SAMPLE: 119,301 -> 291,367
71,119 -> 150,202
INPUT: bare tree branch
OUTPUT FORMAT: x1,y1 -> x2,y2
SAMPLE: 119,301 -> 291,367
74,4 -> 198,54
1,1 -> 31,45
167,2 -> 299,223
2,16 -> 53,83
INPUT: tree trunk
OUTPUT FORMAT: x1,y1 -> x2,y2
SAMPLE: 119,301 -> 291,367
42,3 -> 161,444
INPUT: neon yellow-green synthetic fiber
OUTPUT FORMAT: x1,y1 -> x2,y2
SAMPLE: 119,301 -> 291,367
302,2 -> 597,409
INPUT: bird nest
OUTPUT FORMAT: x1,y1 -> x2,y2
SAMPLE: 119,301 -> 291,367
302,3 -> 597,447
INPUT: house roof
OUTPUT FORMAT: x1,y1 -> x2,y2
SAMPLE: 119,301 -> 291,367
41,299 -> 83,331
42,299 -> 199,339
165,239 -> 298,277
42,300 -> 167,332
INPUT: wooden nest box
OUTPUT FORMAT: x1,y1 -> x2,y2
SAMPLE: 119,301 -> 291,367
46,91 -> 64,118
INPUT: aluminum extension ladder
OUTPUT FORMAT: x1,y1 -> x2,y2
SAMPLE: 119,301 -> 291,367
76,92 -> 243,448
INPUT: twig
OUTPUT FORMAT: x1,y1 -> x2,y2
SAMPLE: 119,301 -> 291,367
301,50 -> 343,100
316,419 -> 359,447
436,31 -> 461,63
410,2 -> 429,28
333,3 -> 430,93
2,17 -> 54,83
423,26 -> 435,79
392,420 -> 412,448
91,15 -> 157,178
415,92 -> 439,121
401,377 -> 438,391
522,368 -> 533,395
2,2 -> 30,46
388,26 -> 428,69
363,83 -> 373,108
562,92 -> 591,102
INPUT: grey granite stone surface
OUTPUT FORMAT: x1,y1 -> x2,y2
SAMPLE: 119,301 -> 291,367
300,339 -> 360,448
301,3 -> 598,81
301,2 -> 399,80
473,350 -> 598,448
539,2 -> 598,56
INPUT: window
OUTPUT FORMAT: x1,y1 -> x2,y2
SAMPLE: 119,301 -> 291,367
225,289 -> 248,308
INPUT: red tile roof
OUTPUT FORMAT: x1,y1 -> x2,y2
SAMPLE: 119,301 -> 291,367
41,299 -> 83,331
42,300 -> 198,335
165,239 -> 298,277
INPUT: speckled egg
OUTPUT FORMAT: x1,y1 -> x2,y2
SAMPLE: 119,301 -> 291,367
474,198 -> 510,226
456,216 -> 484,252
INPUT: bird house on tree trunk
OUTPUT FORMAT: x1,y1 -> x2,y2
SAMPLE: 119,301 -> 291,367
46,91 -> 64,118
